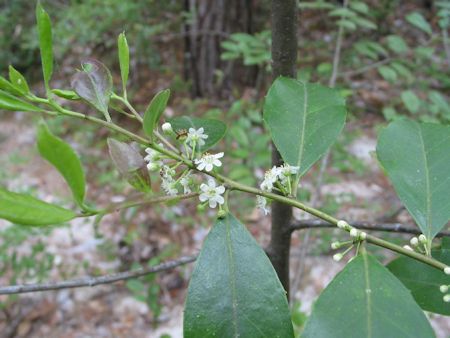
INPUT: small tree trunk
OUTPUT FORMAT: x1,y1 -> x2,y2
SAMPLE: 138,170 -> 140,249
268,0 -> 298,298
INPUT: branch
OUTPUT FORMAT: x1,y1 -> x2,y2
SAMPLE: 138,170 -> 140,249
290,219 -> 450,237
0,256 -> 196,295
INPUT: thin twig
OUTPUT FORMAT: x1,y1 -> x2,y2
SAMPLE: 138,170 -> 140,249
290,219 -> 450,237
0,256 -> 196,295
340,58 -> 391,78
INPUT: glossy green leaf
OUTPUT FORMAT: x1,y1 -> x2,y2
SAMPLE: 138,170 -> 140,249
401,90 -> 421,114
0,90 -> 40,112
0,76 -> 24,96
377,119 -> 450,239
143,89 -> 171,139
8,66 -> 30,94
303,253 -> 434,338
184,214 -> 294,337
107,138 -> 150,192
169,116 -> 227,152
387,239 -> 450,315
37,122 -> 86,207
406,12 -> 433,35
263,77 -> 346,177
0,187 -> 75,226
51,89 -> 80,100
118,32 -> 130,96
71,59 -> 113,121
36,3 -> 53,91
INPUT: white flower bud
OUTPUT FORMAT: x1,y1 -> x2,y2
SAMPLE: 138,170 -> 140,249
440,285 -> 449,293
403,245 -> 413,251
444,267 -> 450,275
444,294 -> 450,303
162,122 -> 173,134
147,162 -> 160,171
350,228 -> 358,238
333,253 -> 343,262
337,220 -> 349,229
418,234 -> 427,244
331,242 -> 340,250
410,237 -> 419,246
359,231 -> 367,240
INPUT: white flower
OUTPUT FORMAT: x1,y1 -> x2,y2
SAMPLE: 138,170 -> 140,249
410,237 -> 419,246
144,144 -> 164,171
440,285 -> 449,293
195,152 -> 224,172
199,178 -> 225,208
161,176 -> 178,196
418,234 -> 427,244
161,165 -> 176,179
180,174 -> 192,194
350,228 -> 359,238
162,122 -> 173,134
256,195 -> 270,215
186,127 -> 208,147
333,253 -> 343,262
260,166 -> 281,191
445,267 -> 450,275
278,164 -> 300,183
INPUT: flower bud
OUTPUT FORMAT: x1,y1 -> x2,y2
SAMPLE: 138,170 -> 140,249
440,285 -> 449,293
444,294 -> 450,303
418,234 -> 427,244
410,237 -> 419,247
359,231 -> 367,240
217,209 -> 227,219
337,220 -> 349,229
403,245 -> 413,251
147,162 -> 160,172
333,253 -> 343,262
444,266 -> 450,275
162,122 -> 173,134
331,242 -> 341,250
350,228 -> 358,238
196,204 -> 206,212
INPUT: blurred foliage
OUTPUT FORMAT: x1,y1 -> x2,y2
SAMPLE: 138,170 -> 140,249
0,0 -> 182,74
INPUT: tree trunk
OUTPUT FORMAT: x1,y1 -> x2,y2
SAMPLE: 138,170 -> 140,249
183,0 -> 254,98
268,0 -> 298,298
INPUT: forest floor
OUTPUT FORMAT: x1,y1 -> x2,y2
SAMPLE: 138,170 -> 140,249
0,110 -> 449,338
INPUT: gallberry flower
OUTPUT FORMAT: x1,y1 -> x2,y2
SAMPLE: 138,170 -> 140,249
256,195 -> 270,215
180,174 -> 193,194
161,176 -> 178,196
195,152 -> 224,172
144,144 -> 164,171
278,164 -> 300,184
186,127 -> 208,147
260,166 -> 281,192
162,122 -> 173,134
199,178 -> 225,208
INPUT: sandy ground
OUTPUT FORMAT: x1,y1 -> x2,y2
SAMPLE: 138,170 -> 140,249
0,112 -> 449,337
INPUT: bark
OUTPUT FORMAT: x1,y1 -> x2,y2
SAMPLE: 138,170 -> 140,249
268,0 -> 298,297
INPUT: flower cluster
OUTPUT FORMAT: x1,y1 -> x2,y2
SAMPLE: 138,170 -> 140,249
403,234 -> 430,255
256,164 -> 299,215
143,124 -> 226,210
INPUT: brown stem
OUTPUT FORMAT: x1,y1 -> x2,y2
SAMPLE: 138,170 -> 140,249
269,0 -> 298,297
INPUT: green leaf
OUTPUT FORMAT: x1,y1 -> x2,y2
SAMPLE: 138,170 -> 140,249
387,242 -> 450,315
169,116 -> 227,152
350,16 -> 377,30
406,12 -> 433,35
0,187 -> 75,226
184,214 -> 294,337
71,59 -> 113,121
377,119 -> 450,239
36,3 -> 53,91
118,32 -> 129,96
51,89 -> 80,100
377,65 -> 397,83
0,76 -> 25,96
8,66 -> 30,95
107,138 -> 150,192
263,77 -> 346,177
336,19 -> 357,30
386,35 -> 409,54
302,253 -> 434,338
401,90 -> 421,114
37,122 -> 86,207
390,62 -> 413,82
0,90 -> 40,112
349,1 -> 369,14
143,89 -> 171,139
